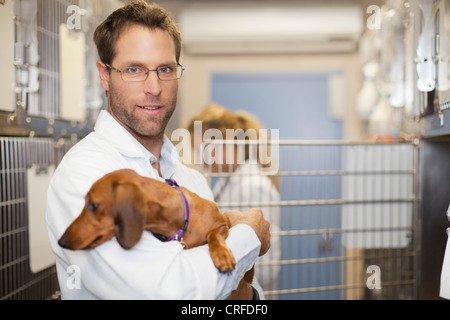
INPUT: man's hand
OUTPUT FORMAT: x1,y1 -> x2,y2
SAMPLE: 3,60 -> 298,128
224,208 -> 270,256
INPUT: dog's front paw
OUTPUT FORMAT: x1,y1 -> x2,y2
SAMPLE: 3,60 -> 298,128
210,246 -> 236,274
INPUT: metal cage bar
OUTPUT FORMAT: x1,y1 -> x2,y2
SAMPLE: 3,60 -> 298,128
0,0 -> 115,300
0,137 -> 77,300
201,140 -> 420,300
0,137 -> 55,299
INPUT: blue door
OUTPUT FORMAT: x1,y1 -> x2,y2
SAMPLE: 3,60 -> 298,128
212,72 -> 343,299
211,73 -> 342,139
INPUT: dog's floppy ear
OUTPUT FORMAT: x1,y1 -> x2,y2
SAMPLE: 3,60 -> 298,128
113,183 -> 146,249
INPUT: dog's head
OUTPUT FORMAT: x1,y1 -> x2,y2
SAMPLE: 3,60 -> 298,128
58,169 -> 151,250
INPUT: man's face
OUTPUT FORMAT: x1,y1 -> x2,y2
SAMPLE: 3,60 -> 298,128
99,25 -> 178,141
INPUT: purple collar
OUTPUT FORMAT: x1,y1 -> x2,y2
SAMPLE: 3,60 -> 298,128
153,179 -> 189,246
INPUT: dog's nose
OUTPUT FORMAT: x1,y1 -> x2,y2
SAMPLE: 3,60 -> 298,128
58,236 -> 70,249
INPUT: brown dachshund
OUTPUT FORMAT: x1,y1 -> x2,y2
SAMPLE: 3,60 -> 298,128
58,169 -> 255,298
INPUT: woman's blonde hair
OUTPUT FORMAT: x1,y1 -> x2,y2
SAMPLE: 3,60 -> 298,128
188,104 -> 278,187
187,103 -> 262,138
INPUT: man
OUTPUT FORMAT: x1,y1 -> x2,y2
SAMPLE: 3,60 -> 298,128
46,0 -> 270,299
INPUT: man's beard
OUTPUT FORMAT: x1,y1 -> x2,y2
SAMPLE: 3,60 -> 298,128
108,85 -> 177,139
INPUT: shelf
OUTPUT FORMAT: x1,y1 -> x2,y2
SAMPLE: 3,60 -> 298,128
420,109 -> 450,139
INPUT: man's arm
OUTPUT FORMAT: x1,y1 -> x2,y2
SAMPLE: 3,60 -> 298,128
224,209 -> 271,256
46,153 -> 265,299
49,222 -> 260,299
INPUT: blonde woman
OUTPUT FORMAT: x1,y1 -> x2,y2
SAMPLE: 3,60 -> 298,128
188,104 -> 281,299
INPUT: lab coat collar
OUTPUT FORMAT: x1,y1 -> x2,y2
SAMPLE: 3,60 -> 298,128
93,110 -> 180,177
94,110 -> 143,158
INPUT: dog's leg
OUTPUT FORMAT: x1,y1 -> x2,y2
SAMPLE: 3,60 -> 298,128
225,267 -> 255,300
207,225 -> 236,273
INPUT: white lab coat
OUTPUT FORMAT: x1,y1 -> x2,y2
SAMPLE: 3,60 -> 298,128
440,227 -> 450,299
46,110 -> 260,299
213,162 -> 281,296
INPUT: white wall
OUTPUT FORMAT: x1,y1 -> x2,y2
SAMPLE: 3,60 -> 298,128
162,0 -> 376,140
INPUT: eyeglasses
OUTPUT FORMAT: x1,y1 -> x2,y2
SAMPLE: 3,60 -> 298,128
104,63 -> 185,81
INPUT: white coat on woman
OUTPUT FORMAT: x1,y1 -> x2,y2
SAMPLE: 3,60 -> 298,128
212,161 -> 281,297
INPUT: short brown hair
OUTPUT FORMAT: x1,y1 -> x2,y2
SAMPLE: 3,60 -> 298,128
93,0 -> 182,65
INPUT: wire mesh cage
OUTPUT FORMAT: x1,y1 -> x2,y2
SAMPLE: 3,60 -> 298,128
0,137 -> 77,300
1,138 -> 48,299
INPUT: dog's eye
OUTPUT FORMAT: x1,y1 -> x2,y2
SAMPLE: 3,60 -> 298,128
87,201 -> 99,212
